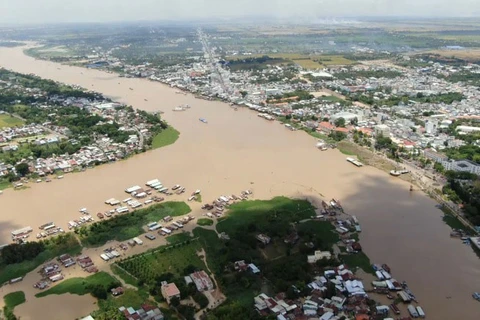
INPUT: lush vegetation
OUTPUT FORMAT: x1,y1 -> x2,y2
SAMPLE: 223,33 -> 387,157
348,91 -> 464,107
267,90 -> 314,102
443,172 -> 480,225
227,55 -> 288,71
166,232 -> 192,244
92,288 -> 152,320
35,272 -> 120,299
0,233 -> 81,284
110,264 -> 139,287
118,240 -> 206,283
340,252 -> 374,275
197,218 -> 214,226
192,197 -> 344,319
76,202 -> 191,247
216,196 -> 315,236
1,241 -> 46,264
150,126 -> 180,149
445,145 -> 480,163
3,291 -> 26,320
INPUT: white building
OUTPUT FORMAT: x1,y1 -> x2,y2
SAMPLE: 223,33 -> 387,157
375,124 -> 390,137
443,159 -> 480,175
456,125 -> 480,133
425,119 -> 438,135
331,112 -> 361,123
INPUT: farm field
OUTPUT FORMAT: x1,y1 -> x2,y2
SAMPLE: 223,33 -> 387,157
118,240 -> 206,282
0,114 -> 24,128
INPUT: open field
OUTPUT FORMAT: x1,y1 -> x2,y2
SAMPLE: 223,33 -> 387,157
25,46 -> 75,58
196,218 -> 213,226
96,288 -> 151,312
425,49 -> 480,61
77,201 -> 191,247
118,240 -> 205,281
0,234 -> 81,284
0,114 -> 24,128
340,252 -> 374,275
151,126 -> 180,149
35,272 -> 119,298
110,264 -> 139,287
227,53 -> 354,69
216,196 -> 316,235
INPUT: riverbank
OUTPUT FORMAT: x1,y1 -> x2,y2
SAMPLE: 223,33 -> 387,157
0,45 -> 480,319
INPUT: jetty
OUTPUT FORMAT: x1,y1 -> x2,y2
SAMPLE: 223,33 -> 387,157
346,157 -> 363,167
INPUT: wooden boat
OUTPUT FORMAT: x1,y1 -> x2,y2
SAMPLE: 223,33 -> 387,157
97,212 -> 104,219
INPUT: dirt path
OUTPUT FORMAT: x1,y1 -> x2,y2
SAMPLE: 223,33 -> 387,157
194,248 -> 226,320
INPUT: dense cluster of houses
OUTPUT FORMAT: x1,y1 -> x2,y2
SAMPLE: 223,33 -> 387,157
0,96 -> 162,179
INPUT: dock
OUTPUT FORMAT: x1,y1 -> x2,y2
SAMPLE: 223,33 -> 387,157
346,157 -> 363,167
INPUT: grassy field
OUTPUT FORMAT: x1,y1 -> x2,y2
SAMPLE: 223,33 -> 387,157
78,201 -> 191,247
227,53 -> 353,70
35,272 -> 118,298
25,46 -> 74,58
197,218 -> 213,226
340,252 -> 374,275
3,291 -> 26,319
192,227 -> 225,275
0,234 -> 82,284
165,232 -> 192,244
216,196 -> 316,235
0,114 -> 24,128
118,240 -> 206,282
110,264 -> 139,287
0,179 -> 11,190
151,126 -> 180,149
97,288 -> 151,311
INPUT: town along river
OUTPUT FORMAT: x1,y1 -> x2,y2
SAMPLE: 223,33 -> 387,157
0,46 -> 479,319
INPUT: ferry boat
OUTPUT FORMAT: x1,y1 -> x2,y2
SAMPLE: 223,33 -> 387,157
199,118 -> 208,124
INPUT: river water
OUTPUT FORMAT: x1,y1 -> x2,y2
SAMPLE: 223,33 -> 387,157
0,47 -> 479,319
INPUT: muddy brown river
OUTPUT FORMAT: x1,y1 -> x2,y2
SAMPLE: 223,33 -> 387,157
0,46 -> 479,319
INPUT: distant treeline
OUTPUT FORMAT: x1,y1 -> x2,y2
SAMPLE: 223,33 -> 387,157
227,55 -> 287,71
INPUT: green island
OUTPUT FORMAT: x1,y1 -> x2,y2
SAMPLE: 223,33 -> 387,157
3,291 -> 26,320
76,202 -> 191,247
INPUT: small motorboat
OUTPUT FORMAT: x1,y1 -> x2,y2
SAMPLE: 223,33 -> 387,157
199,118 -> 208,124
390,170 -> 401,177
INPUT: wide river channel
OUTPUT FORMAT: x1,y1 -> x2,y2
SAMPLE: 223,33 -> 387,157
0,46 -> 479,319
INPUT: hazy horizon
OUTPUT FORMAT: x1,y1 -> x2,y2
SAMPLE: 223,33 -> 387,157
1,0 -> 480,25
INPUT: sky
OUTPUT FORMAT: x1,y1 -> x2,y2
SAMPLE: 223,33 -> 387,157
1,0 -> 480,24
